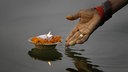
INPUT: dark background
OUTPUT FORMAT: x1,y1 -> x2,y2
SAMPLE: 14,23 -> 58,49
0,0 -> 128,72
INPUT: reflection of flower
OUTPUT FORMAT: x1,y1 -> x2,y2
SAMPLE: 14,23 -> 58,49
65,48 -> 103,72
28,48 -> 62,61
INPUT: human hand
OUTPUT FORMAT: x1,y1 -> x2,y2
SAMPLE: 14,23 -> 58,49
65,8 -> 101,47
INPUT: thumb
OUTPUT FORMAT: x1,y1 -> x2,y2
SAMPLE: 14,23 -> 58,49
66,12 -> 79,21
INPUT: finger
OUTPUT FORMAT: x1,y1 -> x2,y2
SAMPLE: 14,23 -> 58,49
65,30 -> 78,47
68,31 -> 80,42
66,36 -> 76,47
66,26 -> 78,42
66,12 -> 79,21
68,38 -> 78,46
66,31 -> 80,46
76,35 -> 89,44
69,33 -> 84,45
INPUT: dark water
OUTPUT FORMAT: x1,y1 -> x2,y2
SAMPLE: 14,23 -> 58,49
0,0 -> 128,72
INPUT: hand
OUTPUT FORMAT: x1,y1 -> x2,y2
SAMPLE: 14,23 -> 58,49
65,8 -> 101,47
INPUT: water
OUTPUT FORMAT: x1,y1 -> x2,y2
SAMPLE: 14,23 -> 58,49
0,0 -> 128,72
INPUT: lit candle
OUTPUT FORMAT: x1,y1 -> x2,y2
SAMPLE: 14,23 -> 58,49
37,32 -> 53,40
47,31 -> 53,39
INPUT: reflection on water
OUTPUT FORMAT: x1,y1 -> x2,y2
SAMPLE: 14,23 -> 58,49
28,47 -> 62,66
65,48 -> 103,72
28,45 -> 103,72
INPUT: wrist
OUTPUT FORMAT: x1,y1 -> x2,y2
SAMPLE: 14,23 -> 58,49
95,6 -> 105,19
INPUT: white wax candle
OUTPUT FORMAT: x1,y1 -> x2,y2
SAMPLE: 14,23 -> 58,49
37,32 -> 53,40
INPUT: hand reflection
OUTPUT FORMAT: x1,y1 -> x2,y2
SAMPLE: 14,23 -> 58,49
65,48 -> 103,72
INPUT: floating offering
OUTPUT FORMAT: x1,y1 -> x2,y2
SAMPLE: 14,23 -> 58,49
28,32 -> 61,49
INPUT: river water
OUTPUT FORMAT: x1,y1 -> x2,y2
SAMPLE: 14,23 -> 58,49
0,0 -> 128,72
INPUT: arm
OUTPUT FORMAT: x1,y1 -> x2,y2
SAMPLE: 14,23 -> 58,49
110,0 -> 128,14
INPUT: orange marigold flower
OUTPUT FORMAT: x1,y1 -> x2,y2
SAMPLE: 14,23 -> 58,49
31,36 -> 61,44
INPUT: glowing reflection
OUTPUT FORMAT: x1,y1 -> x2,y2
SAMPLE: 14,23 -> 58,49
48,61 -> 52,66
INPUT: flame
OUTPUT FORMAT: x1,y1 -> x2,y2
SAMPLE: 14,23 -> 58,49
48,61 -> 52,66
47,31 -> 51,36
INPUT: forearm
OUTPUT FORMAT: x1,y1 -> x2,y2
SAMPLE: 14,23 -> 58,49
109,0 -> 128,14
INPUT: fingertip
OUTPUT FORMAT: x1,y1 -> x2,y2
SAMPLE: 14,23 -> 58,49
66,15 -> 72,20
69,41 -> 76,46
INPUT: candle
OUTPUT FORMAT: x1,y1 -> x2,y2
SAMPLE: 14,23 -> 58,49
47,32 -> 53,39
37,32 -> 53,40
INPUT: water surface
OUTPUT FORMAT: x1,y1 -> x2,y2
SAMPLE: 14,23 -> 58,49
0,0 -> 128,72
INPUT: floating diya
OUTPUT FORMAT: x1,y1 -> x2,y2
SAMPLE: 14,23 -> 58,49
28,32 -> 61,49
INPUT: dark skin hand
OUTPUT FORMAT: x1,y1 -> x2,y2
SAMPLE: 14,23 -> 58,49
65,8 -> 101,47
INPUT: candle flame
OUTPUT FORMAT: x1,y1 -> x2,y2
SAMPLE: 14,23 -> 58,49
47,31 -> 51,36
